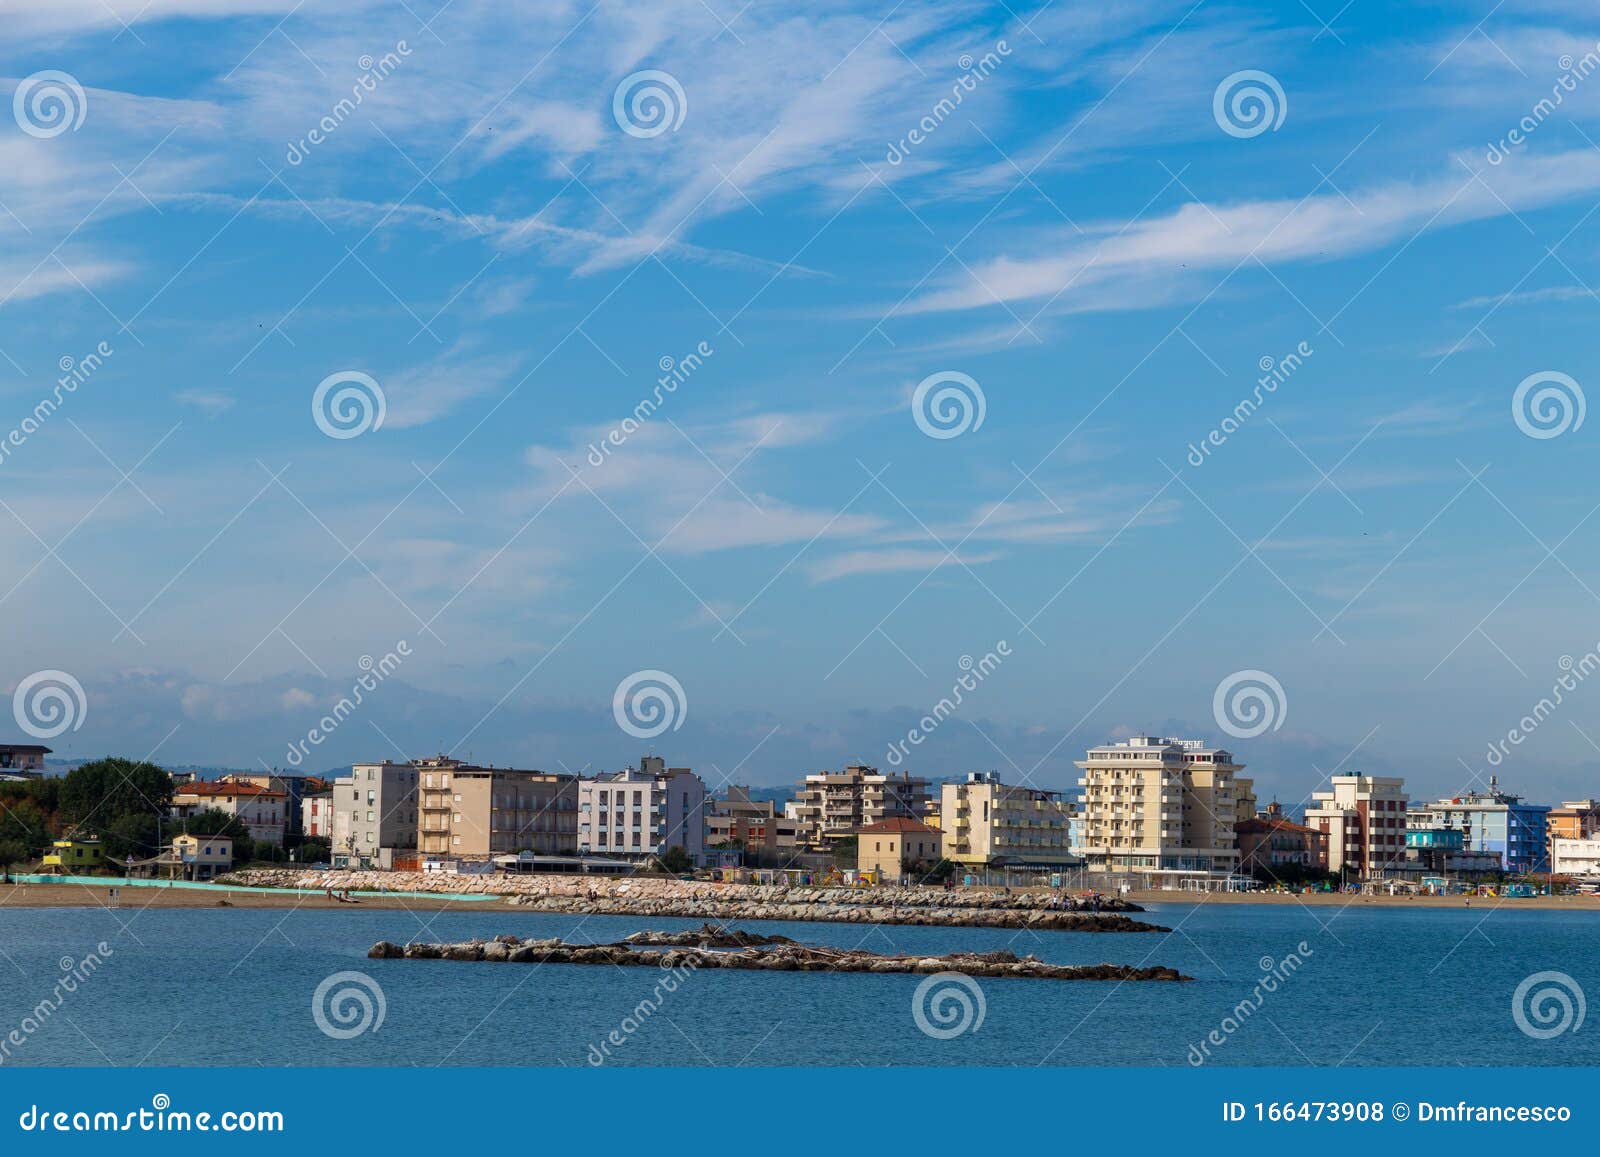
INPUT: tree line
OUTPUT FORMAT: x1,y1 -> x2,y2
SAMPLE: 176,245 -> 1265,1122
0,758 -> 328,873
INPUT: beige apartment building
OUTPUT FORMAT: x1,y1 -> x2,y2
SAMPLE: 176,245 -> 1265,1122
790,765 -> 931,849
1075,735 -> 1242,878
856,817 -> 943,884
417,757 -> 578,860
1304,775 -> 1408,879
940,771 -> 1078,869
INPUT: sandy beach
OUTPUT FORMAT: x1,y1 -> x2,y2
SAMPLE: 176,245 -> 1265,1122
0,881 -> 525,912
3,879 -> 1600,913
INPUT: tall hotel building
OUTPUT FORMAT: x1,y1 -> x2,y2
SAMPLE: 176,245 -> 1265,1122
1075,735 -> 1242,877
1304,774 -> 1408,879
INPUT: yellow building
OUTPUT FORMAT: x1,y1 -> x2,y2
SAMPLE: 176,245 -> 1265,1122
1075,735 -> 1243,879
43,838 -> 103,874
940,771 -> 1077,869
856,817 -> 943,884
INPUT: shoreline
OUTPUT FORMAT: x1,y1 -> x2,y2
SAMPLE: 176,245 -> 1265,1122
1128,889 -> 1600,910
4,879 -> 1600,913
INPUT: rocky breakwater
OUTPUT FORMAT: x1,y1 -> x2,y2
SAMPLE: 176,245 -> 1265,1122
226,870 -> 1162,932
367,934 -> 1189,982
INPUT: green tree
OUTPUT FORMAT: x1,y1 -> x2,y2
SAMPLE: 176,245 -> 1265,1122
0,798 -> 50,854
59,758 -> 173,831
294,837 -> 331,864
658,846 -> 694,873
102,813 -> 162,864
0,838 -> 31,876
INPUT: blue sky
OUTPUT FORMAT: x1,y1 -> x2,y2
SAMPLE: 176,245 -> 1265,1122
4,0 -> 1600,805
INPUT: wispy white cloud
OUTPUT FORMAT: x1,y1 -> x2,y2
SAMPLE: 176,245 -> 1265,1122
898,147 -> 1600,316
807,547 -> 1003,583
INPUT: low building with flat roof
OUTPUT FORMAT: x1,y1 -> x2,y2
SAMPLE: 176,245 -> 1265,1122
43,837 -> 102,874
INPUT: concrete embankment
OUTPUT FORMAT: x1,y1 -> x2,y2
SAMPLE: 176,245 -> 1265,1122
368,934 -> 1190,981
226,870 -> 1162,932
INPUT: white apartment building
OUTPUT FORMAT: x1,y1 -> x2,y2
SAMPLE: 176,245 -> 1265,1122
789,765 -> 932,849
1550,838 -> 1600,877
172,779 -> 290,845
1304,775 -> 1408,879
1075,735 -> 1242,878
333,760 -> 419,869
940,771 -> 1078,869
577,756 -> 708,865
302,788 -> 337,839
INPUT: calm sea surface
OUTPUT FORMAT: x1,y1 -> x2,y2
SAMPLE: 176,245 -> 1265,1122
1,900 -> 1595,1066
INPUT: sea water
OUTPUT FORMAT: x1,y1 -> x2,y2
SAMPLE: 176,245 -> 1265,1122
0,901 -> 1593,1066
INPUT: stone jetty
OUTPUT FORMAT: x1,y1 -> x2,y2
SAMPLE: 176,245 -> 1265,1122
367,934 -> 1190,981
226,870 -> 1164,932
